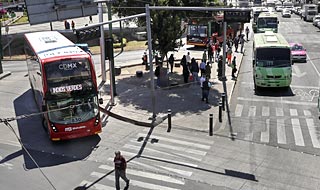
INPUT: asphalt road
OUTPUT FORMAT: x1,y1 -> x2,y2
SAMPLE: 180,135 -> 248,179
224,12 -> 320,155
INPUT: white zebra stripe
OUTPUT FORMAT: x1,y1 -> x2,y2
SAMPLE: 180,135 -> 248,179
248,106 -> 256,117
235,104 -> 243,117
276,108 -> 284,117
98,165 -> 185,185
261,119 -> 270,143
289,109 -> 298,116
306,118 -> 320,148
262,106 -> 270,117
291,118 -> 305,146
79,180 -> 114,190
277,119 -> 287,144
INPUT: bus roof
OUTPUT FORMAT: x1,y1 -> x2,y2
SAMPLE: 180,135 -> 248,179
258,12 -> 278,18
254,31 -> 289,48
24,31 -> 88,60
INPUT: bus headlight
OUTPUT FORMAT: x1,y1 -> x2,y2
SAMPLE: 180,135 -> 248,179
50,123 -> 58,132
94,115 -> 100,126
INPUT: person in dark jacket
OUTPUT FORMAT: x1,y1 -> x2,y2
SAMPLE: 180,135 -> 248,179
114,151 -> 130,190
181,55 -> 189,83
168,54 -> 174,73
190,58 -> 199,83
201,77 -> 211,103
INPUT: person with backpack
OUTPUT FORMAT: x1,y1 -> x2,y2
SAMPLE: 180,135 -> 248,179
201,76 -> 211,103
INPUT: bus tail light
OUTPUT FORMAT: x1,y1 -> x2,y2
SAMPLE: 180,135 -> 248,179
50,123 -> 58,132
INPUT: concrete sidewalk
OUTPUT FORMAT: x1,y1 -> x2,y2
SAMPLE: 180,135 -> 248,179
98,43 -> 246,132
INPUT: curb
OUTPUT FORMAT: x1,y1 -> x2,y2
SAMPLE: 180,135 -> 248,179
0,71 -> 12,80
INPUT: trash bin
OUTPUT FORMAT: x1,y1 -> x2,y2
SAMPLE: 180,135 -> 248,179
115,66 -> 121,76
136,71 -> 143,78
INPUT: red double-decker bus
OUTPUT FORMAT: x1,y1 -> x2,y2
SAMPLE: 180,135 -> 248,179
186,14 -> 241,47
24,31 -> 103,141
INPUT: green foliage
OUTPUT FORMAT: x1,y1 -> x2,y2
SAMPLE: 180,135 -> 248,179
112,0 -> 224,59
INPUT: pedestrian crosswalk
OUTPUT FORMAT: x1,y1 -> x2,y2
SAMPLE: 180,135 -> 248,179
230,103 -> 320,149
79,128 -> 213,190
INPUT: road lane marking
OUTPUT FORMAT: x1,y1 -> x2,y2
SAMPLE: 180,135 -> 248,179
291,118 -> 305,146
290,109 -> 298,116
277,119 -> 287,144
276,107 -> 284,117
248,106 -> 256,117
79,180 -> 114,190
306,118 -> 320,148
235,104 -> 243,117
304,110 -> 312,116
237,97 -> 317,106
262,106 -> 270,117
261,119 -> 270,143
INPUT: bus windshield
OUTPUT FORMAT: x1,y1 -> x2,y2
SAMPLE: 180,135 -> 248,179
188,25 -> 207,37
256,48 -> 291,67
257,18 -> 278,28
45,58 -> 94,97
47,95 -> 99,124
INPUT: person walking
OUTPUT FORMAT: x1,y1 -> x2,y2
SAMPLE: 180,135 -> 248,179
89,15 -> 93,23
205,62 -> 211,79
190,58 -> 199,83
186,52 -> 191,66
155,63 -> 161,87
202,50 -> 207,64
231,56 -> 238,79
201,77 -> 211,103
233,35 -> 239,52
181,55 -> 189,83
200,59 -> 206,77
168,54 -> 174,73
71,20 -> 75,31
239,34 -> 245,53
245,26 -> 250,41
114,151 -> 130,190
208,44 -> 214,63
226,47 -> 233,65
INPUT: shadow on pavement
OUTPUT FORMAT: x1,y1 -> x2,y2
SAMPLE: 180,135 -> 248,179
102,69 -> 221,118
11,89 -> 100,169
255,86 -> 294,97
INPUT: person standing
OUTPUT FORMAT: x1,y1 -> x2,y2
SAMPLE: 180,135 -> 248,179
190,58 -> 199,83
181,55 -> 189,83
200,59 -> 206,77
71,20 -> 75,31
114,151 -> 130,190
202,50 -> 207,64
201,77 -> 211,103
205,62 -> 211,79
245,26 -> 250,41
226,47 -> 232,65
231,56 -> 237,79
186,52 -> 191,66
239,34 -> 245,53
233,35 -> 239,52
168,54 -> 174,73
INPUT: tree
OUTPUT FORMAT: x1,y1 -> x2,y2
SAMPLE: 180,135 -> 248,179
113,0 -> 222,61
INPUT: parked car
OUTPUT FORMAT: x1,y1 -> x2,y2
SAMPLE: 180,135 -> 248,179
282,8 -> 291,18
290,43 -> 307,63
313,15 -> 320,26
276,6 -> 284,12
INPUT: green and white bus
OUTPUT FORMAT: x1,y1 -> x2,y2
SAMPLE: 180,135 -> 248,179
253,31 -> 292,90
256,12 -> 279,33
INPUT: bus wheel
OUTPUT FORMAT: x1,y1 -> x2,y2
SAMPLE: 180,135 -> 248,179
42,117 -> 49,133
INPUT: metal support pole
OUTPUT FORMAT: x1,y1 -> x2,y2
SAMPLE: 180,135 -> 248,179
221,92 -> 226,111
222,21 -> 235,139
0,22 -> 3,74
222,22 -> 227,82
107,2 -> 117,98
167,109 -> 171,132
209,114 -> 213,136
98,2 -> 106,82
219,102 -> 222,123
146,4 -> 156,120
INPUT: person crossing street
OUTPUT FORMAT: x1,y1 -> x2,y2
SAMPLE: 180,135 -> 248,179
114,151 -> 130,190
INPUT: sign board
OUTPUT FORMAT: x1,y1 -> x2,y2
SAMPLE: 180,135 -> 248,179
224,10 -> 251,23
25,0 -> 97,25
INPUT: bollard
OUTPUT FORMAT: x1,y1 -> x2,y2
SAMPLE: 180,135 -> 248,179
167,109 -> 172,132
219,102 -> 222,123
221,93 -> 225,111
209,114 -> 213,136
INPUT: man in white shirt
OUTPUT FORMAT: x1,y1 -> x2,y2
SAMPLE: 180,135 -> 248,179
186,52 -> 191,65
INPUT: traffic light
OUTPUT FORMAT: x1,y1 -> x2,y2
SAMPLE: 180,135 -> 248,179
75,26 -> 101,42
105,38 -> 113,60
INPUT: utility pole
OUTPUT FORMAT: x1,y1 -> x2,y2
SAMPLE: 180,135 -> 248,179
107,1 -> 117,99
0,22 -> 3,74
97,1 -> 106,82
